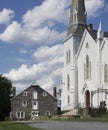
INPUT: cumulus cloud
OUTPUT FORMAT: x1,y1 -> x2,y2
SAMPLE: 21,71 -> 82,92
0,0 -> 69,45
33,44 -> 63,61
22,0 -> 70,28
0,8 -> 14,25
0,0 -> 105,45
0,20 -> 66,45
5,44 -> 64,94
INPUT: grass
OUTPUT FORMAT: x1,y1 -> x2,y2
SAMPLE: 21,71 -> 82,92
0,121 -> 43,130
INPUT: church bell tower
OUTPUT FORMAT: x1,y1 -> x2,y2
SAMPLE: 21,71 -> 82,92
61,0 -> 87,111
68,0 -> 87,36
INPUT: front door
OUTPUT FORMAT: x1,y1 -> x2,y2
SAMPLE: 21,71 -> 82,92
85,90 -> 90,108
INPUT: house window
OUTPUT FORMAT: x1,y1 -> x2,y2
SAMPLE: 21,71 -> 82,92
67,74 -> 70,91
33,91 -> 38,99
104,64 -> 108,83
31,111 -> 39,117
23,91 -> 27,96
45,111 -> 50,116
32,101 -> 38,110
16,112 -> 25,119
84,55 -> 91,80
43,91 -> 47,96
22,101 -> 27,107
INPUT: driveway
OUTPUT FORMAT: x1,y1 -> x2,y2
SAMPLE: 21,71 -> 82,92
19,120 -> 108,130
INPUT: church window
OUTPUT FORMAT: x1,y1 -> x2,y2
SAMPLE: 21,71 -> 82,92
84,64 -> 86,80
66,50 -> 71,64
67,95 -> 70,104
67,74 -> 70,91
66,51 -> 68,64
84,55 -> 91,80
104,64 -> 108,83
69,50 -> 71,63
86,42 -> 89,48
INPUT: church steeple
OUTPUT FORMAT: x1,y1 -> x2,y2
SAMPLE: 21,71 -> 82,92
67,0 -> 87,36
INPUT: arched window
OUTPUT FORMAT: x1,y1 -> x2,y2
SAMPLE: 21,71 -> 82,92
66,51 -> 68,64
69,50 -> 71,63
104,64 -> 108,83
66,50 -> 71,64
67,74 -> 70,91
86,42 -> 89,49
84,55 -> 91,80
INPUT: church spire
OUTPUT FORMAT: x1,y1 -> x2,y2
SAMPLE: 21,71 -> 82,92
67,0 -> 87,36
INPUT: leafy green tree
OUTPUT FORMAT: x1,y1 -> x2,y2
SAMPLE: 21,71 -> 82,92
0,74 -> 12,121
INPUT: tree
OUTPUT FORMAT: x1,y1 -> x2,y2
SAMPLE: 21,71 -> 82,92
0,74 -> 12,121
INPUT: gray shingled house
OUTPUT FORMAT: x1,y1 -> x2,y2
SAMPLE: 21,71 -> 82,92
10,84 -> 57,120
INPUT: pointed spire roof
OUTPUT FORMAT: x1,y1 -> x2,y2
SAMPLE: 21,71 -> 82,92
67,0 -> 87,36
97,21 -> 104,40
98,21 -> 102,31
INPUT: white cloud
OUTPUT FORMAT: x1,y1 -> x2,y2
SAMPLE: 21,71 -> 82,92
85,0 -> 105,18
33,44 -> 63,61
0,21 -> 66,45
4,44 -> 64,94
22,0 -> 70,28
0,8 -> 14,25
0,21 -> 33,44
0,0 -> 105,45
0,0 -> 69,45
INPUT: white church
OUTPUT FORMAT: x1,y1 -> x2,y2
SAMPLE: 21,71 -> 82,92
61,0 -> 108,111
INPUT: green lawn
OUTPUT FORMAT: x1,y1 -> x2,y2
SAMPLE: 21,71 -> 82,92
0,122 -> 43,130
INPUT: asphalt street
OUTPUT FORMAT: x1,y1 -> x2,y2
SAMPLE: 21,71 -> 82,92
19,120 -> 108,130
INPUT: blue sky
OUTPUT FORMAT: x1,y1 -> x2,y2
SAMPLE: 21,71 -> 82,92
0,0 -> 108,94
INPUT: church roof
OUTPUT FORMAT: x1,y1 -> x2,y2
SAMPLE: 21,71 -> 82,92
88,29 -> 108,40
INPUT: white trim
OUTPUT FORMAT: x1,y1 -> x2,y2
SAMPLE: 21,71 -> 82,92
16,111 -> 25,119
31,111 -> 39,117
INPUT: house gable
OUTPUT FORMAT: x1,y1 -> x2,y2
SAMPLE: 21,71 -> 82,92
77,29 -> 97,59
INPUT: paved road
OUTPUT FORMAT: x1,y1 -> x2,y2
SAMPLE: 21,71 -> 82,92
20,120 -> 108,130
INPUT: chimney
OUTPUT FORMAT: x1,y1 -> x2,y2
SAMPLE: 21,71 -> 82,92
10,86 -> 16,98
53,87 -> 57,97
87,24 -> 93,31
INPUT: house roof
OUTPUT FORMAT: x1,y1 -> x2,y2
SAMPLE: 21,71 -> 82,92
12,84 -> 57,100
